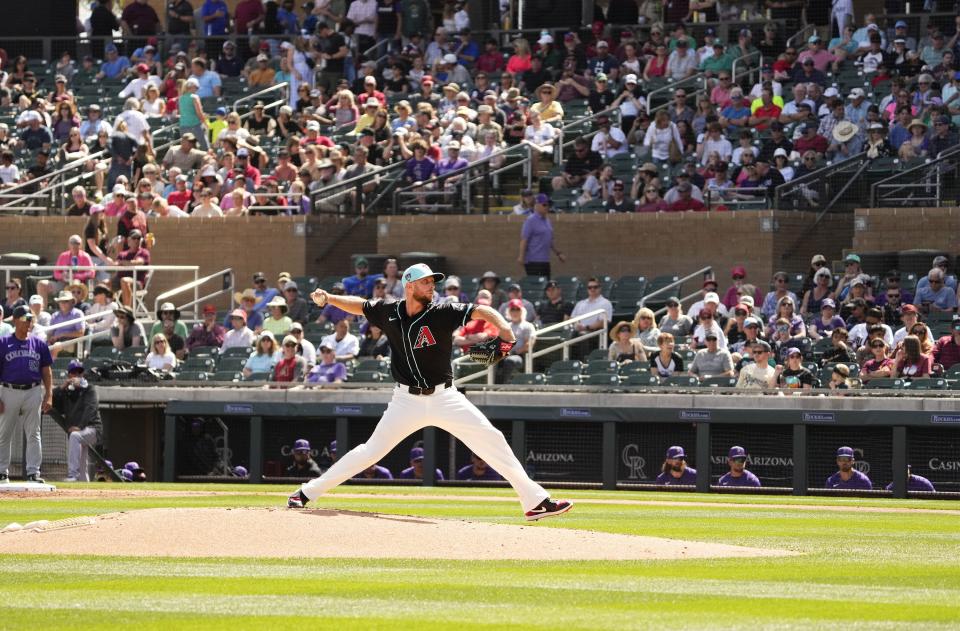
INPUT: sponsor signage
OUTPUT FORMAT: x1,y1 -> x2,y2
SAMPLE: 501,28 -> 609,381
224,404 -> 253,414
803,412 -> 836,423
560,408 -> 591,418
334,405 -> 363,415
679,410 -> 711,421
931,414 -> 960,424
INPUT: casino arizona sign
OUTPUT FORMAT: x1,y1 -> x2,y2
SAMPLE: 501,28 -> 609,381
527,451 -> 575,463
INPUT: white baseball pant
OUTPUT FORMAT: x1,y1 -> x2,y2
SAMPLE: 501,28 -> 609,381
68,426 -> 100,481
0,385 -> 44,477
299,384 -> 549,512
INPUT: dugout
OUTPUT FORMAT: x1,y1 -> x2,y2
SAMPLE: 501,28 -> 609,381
31,385 -> 950,499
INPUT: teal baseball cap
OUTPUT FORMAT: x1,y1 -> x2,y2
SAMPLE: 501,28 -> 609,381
401,263 -> 445,288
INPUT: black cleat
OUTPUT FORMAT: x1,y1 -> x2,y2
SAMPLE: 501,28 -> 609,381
25,473 -> 45,484
525,498 -> 573,521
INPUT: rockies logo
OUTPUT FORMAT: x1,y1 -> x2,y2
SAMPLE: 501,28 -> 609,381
621,444 -> 647,480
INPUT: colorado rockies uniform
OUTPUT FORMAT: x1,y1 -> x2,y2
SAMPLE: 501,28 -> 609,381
294,288 -> 554,514
0,326 -> 53,481
718,470 -> 762,487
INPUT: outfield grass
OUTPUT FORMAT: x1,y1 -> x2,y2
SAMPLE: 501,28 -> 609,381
1,485 -> 959,629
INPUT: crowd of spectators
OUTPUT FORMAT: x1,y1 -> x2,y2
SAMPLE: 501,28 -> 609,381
2,3 -> 957,220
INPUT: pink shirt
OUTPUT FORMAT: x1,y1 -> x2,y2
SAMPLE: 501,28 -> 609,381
54,250 -> 95,282
797,49 -> 836,72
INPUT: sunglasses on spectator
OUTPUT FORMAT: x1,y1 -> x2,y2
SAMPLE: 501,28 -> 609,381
639,316 -> 652,320
587,284 -> 601,290
870,342 -> 885,348
718,76 -> 730,80
284,342 -> 297,348
775,278 -> 787,283
930,279 -> 943,285
753,348 -> 767,355
321,348 -> 333,353
699,314 -> 713,320
887,293 -> 899,298
6,285 -> 17,290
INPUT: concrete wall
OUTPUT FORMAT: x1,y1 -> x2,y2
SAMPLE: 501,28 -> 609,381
853,208 -> 960,254
0,215 -> 375,311
376,211 -> 850,290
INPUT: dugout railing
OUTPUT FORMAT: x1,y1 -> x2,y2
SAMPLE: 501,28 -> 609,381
55,385 -> 956,499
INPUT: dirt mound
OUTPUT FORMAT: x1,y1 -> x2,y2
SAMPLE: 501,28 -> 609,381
0,507 -> 795,560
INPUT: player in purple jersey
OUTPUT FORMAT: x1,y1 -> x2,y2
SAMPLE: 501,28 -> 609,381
718,445 -> 762,487
885,466 -> 936,492
825,446 -> 873,490
0,306 -> 54,484
399,447 -> 444,480
655,445 -> 697,485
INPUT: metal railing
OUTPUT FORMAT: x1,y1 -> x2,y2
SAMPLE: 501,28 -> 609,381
785,23 -> 818,50
49,329 -> 111,357
1,264 -> 199,320
773,151 -> 869,211
232,82 -> 289,114
450,308 -> 610,386
640,266 -> 713,308
703,187 -> 770,210
391,143 -> 532,215
43,310 -> 117,357
555,106 -> 619,165
152,267 -> 235,320
645,72 -> 709,116
310,159 -> 407,215
870,147 -> 960,208
730,49 -> 762,89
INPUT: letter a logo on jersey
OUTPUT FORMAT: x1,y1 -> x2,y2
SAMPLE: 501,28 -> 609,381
414,326 -> 436,349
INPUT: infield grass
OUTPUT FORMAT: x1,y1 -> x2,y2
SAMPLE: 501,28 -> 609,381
1,484 -> 959,629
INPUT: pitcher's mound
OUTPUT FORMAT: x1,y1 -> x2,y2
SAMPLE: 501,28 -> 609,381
0,507 -> 795,560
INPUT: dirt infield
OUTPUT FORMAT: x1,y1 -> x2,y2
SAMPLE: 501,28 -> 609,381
0,507 -> 796,560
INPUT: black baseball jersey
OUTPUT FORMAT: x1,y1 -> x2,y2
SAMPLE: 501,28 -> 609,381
362,299 -> 476,388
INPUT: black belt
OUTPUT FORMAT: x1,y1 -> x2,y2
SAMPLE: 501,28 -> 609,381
403,380 -> 452,396
1,382 -> 40,390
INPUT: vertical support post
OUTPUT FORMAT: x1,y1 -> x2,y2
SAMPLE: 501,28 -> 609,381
602,421 -> 617,490
511,420 -> 525,463
695,422 -> 710,493
891,426 -> 907,499
792,424 -> 808,495
423,426 -> 437,487
163,415 -> 177,482
248,416 -> 262,483
335,417 -> 349,456
482,161 -> 490,215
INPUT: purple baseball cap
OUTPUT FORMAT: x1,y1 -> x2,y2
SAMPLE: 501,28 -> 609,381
124,461 -> 141,472
666,445 -> 686,460
836,446 -> 855,459
728,446 -> 747,459
119,468 -> 133,481
67,360 -> 85,374
535,193 -> 551,205
821,298 -> 836,309
293,439 -> 311,452
410,447 -> 424,461
233,465 -> 248,477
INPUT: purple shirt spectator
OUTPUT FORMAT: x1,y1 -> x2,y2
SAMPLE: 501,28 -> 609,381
306,361 -> 347,383
655,467 -> 697,485
825,469 -> 873,490
403,157 -> 435,182
320,304 -> 352,324
456,464 -> 502,480
885,475 -> 935,492
718,470 -> 761,487
399,467 -> 445,480
436,156 -> 469,177
809,315 -> 847,338
521,212 -> 554,264
49,308 -> 85,335
353,465 -> 393,479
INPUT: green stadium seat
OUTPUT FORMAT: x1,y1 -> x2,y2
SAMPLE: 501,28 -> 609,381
181,357 -> 216,372
547,360 -> 582,375
245,372 -> 271,382
545,373 -> 582,386
176,371 -> 209,382
585,348 -> 610,361
904,378 -> 947,390
864,378 -> 905,390
623,373 -> 659,387
510,373 -> 545,385
221,346 -> 254,359
618,362 -> 650,376
217,357 -> 248,372
90,346 -> 117,358
350,370 -> 384,382
356,359 -> 390,373
585,373 -> 620,386
211,371 -> 242,382
661,375 -> 699,387
584,360 -> 618,375
189,346 -> 219,358
700,376 -> 737,388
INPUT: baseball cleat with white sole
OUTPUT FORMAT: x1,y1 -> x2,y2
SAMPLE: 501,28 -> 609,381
524,498 -> 573,521
287,490 -> 308,508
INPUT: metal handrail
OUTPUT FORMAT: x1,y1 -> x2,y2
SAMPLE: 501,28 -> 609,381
232,82 -> 289,114
450,308 -> 610,386
42,308 -> 116,335
391,143 -> 530,214
153,267 -> 235,316
730,50 -> 762,88
870,146 -> 960,208
645,72 -> 709,116
786,24 -> 818,50
772,151 -> 869,211
49,329 -> 111,356
640,266 -> 713,308
309,159 -> 407,215
555,106 -> 619,164
0,149 -> 109,203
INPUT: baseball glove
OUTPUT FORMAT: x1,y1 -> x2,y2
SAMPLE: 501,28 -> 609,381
469,337 -> 516,366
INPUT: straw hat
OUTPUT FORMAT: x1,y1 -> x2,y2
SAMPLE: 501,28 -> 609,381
65,279 -> 89,302
908,118 -> 927,133
609,320 -> 638,342
832,120 -> 858,143
234,288 -> 257,304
